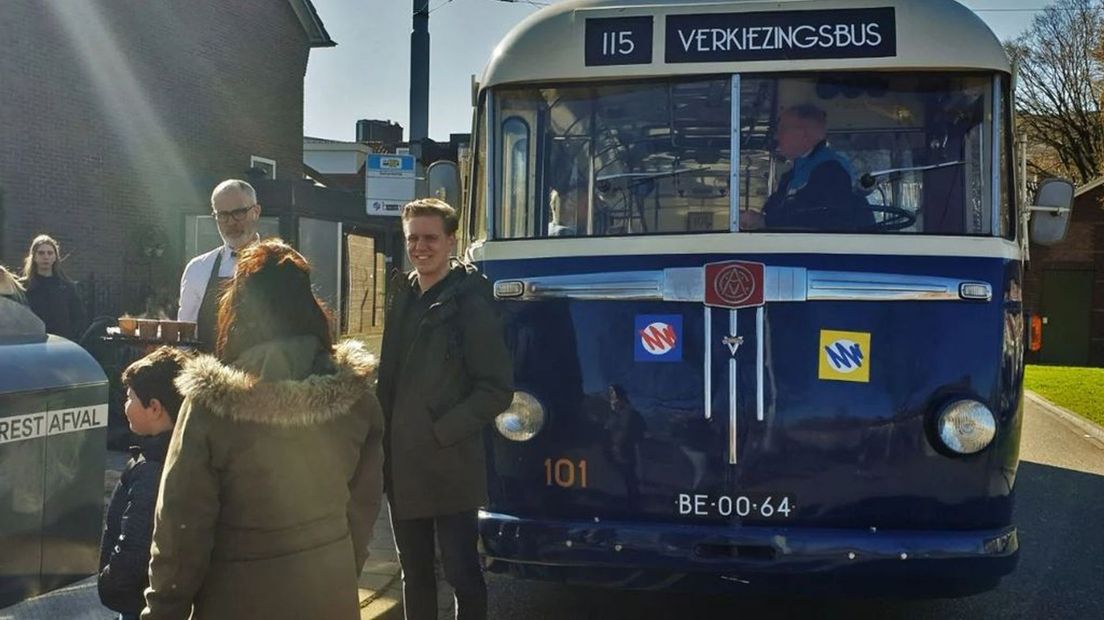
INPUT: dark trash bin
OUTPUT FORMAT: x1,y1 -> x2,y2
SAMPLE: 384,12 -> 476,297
0,297 -> 108,608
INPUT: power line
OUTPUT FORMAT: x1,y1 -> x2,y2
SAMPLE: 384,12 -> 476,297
494,0 -> 551,7
494,0 -> 1074,10
426,0 -> 549,17
427,0 -> 455,14
973,7 -> 1087,11
485,1 -> 1080,14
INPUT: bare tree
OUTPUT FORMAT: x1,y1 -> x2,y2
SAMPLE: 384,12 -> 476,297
1006,0 -> 1104,185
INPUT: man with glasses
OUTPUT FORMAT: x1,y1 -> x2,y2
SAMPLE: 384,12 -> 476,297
177,179 -> 261,351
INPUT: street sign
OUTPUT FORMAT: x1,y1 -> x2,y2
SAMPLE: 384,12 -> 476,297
366,153 -> 416,217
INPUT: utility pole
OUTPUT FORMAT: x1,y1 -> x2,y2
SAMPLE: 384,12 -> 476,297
410,0 -> 430,198
410,0 -> 430,147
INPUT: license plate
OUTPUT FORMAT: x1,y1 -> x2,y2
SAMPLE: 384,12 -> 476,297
675,493 -> 795,519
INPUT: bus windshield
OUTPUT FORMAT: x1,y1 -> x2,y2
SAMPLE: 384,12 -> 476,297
492,72 -> 1009,239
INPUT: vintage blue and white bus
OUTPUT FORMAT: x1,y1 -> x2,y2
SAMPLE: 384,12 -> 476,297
459,0 -> 1073,596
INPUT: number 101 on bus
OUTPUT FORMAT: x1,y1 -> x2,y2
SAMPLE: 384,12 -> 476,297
677,493 -> 795,520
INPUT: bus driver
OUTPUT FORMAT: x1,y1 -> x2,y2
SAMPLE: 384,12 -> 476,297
742,104 -> 873,232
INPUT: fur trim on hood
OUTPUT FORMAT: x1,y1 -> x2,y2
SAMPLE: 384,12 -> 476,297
174,339 -> 377,427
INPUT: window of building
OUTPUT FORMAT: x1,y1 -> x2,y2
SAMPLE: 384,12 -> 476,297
250,155 -> 277,180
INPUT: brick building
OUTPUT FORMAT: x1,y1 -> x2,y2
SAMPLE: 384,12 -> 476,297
1024,179 -> 1104,367
0,0 -> 333,319
297,130 -> 472,335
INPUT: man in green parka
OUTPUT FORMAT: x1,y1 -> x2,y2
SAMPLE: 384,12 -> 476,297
377,198 -> 513,620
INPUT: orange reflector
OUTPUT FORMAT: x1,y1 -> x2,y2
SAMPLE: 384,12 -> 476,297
1029,315 -> 1043,352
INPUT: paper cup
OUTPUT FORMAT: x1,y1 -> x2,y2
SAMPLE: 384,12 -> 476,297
178,322 -> 197,342
136,319 -> 159,340
159,321 -> 181,343
117,317 -> 138,337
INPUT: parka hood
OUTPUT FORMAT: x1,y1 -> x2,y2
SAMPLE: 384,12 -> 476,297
0,272 -> 24,297
174,339 -> 377,427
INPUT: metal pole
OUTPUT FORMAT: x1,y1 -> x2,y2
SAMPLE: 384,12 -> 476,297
410,0 -> 430,145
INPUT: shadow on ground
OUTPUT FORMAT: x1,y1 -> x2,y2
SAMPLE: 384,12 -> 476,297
489,461 -> 1104,620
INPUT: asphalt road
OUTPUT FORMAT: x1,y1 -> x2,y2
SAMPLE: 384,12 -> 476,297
486,398 -> 1104,619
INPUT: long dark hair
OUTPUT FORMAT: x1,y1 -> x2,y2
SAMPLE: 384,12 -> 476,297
214,239 -> 333,362
22,234 -> 72,287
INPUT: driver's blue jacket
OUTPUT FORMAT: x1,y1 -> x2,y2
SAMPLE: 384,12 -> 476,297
764,141 -> 874,231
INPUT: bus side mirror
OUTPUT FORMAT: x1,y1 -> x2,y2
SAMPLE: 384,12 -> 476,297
427,161 -> 462,208
1028,178 -> 1074,246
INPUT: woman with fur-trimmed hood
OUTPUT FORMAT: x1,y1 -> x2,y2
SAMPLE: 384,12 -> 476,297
1,264 -> 27,304
142,240 -> 384,620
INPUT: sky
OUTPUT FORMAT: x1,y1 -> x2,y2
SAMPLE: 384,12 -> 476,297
303,0 -> 1048,142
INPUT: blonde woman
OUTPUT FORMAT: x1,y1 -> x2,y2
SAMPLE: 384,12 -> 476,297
0,265 -> 26,305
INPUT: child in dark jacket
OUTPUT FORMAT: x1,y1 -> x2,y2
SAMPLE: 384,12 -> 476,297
98,346 -> 189,620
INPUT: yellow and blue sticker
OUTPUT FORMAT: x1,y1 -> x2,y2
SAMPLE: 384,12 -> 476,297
818,330 -> 871,383
635,315 -> 682,362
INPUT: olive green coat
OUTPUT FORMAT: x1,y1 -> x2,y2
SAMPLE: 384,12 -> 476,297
142,337 -> 384,620
377,262 -> 513,520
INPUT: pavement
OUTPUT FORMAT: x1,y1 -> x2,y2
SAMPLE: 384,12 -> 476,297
11,390 -> 1098,619
358,505 -> 404,620
485,394 -> 1104,619
1024,389 -> 1104,447
0,450 -> 406,620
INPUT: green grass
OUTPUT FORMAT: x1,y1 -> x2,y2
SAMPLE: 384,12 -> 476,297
1025,365 -> 1104,428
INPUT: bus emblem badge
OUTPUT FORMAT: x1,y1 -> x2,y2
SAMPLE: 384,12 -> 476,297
705,261 -> 765,309
722,335 -> 744,356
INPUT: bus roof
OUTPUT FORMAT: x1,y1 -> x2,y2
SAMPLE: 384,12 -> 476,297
480,0 -> 1010,91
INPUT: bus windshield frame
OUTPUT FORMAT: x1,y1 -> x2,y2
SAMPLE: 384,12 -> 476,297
485,72 -> 1014,241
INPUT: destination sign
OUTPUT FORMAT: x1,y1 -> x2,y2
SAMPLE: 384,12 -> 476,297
585,16 -> 654,66
665,8 -> 896,63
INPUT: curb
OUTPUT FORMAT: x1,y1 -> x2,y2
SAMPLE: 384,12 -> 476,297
1024,390 -> 1104,446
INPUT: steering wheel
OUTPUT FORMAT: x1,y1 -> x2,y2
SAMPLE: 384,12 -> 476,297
766,200 -> 918,233
863,203 -> 917,232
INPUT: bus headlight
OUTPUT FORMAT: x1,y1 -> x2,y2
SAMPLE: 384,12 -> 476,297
495,391 -> 545,442
936,400 -> 997,455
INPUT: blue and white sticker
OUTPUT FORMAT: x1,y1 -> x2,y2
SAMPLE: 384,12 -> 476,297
818,330 -> 871,383
635,314 -> 683,362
